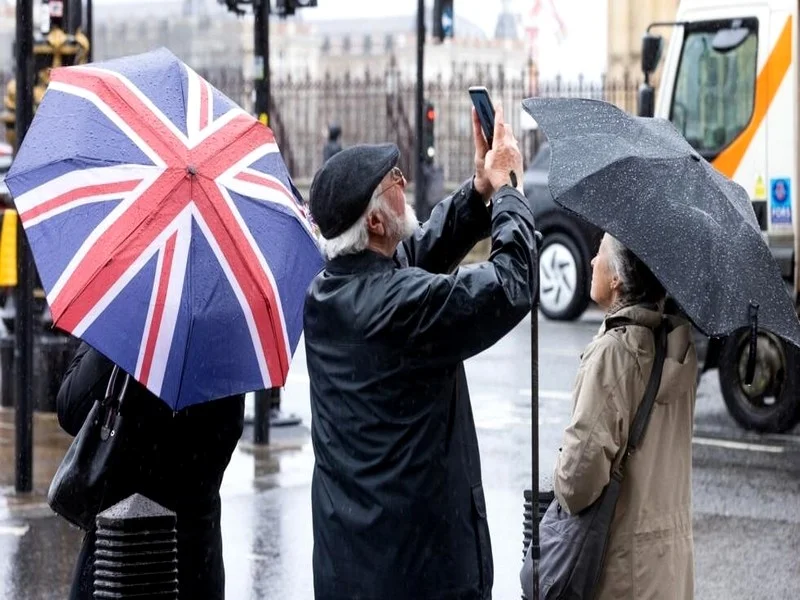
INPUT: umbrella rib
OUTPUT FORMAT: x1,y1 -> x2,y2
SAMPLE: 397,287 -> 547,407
226,172 -> 318,243
88,68 -> 185,163
199,121 -> 268,175
193,176 -> 288,384
547,142 -> 635,202
57,170 -> 188,324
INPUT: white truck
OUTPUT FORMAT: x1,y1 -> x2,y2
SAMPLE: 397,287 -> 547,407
640,0 -> 800,432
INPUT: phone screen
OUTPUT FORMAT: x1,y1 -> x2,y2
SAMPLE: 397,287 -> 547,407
469,87 -> 496,147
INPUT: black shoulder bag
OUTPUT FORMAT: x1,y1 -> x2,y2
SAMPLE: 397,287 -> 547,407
524,319 -> 669,600
48,365 -> 130,531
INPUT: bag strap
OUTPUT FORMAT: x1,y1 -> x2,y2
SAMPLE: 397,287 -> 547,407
103,365 -> 130,405
100,365 -> 130,441
613,318 -> 669,480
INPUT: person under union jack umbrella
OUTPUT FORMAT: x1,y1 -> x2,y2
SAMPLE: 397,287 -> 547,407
4,49 -> 323,600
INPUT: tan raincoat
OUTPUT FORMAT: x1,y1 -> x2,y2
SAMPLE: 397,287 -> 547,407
554,304 -> 697,599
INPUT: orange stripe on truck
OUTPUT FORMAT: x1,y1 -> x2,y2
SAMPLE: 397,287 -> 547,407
713,16 -> 793,179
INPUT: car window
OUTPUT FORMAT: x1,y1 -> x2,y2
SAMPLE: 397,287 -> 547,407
670,18 -> 758,159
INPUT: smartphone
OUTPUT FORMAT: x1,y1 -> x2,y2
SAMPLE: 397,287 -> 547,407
469,86 -> 496,147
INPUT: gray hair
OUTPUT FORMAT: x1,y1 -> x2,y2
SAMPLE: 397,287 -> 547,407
606,235 -> 665,309
320,190 -> 387,260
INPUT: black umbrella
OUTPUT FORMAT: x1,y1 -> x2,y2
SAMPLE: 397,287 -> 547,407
521,97 -> 800,598
522,97 -> 800,349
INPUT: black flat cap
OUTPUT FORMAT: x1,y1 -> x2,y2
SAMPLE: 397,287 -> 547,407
309,143 -> 400,239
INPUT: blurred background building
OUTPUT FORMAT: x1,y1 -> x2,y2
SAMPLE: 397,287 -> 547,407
606,0 -> 680,79
0,0 -> 651,187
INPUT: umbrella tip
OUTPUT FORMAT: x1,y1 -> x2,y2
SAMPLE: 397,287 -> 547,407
187,165 -> 197,176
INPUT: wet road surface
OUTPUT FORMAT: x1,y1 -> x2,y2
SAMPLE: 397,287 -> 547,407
1,309 -> 799,598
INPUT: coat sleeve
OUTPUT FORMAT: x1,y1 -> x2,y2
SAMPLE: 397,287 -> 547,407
56,342 -> 115,437
399,178 -> 491,274
388,186 -> 536,365
553,340 -> 637,515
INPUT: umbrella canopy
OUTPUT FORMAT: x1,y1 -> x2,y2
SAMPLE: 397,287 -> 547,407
522,97 -> 800,348
6,48 -> 324,409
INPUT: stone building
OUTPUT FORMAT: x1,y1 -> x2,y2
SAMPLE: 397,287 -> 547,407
607,0 -> 680,79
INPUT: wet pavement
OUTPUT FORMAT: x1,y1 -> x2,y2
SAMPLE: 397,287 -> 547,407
1,309 -> 800,598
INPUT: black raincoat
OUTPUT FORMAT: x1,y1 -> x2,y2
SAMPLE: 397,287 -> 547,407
304,181 -> 537,599
58,343 -> 244,600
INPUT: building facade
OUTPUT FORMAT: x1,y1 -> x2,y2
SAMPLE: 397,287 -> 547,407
606,0 -> 680,79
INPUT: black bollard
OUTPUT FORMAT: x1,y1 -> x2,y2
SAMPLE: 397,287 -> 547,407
93,494 -> 179,599
522,489 -> 555,599
522,489 -> 533,556
538,490 -> 554,521
522,489 -> 533,600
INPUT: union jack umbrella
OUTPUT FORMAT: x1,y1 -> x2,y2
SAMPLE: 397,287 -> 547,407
5,49 -> 324,410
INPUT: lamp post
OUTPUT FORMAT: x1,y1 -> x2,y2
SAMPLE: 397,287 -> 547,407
14,0 -> 34,494
252,0 -> 274,446
415,0 -> 425,216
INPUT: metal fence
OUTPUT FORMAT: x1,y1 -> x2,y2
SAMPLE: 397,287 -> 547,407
199,66 -> 643,186
2,65 -> 641,185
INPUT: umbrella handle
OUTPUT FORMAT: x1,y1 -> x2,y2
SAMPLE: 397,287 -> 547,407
744,302 -> 759,386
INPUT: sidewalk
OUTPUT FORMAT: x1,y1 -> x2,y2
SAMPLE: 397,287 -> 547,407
0,404 -> 314,600
0,405 -> 310,518
0,408 -> 71,519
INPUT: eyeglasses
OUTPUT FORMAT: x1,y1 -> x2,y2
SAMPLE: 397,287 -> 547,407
376,167 -> 406,197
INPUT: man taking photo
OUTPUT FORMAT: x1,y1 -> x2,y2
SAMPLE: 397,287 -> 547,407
305,105 -> 537,600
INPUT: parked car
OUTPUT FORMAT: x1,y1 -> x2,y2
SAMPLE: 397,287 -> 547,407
523,143 -> 602,321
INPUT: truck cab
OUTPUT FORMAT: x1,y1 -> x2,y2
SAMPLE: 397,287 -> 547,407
641,0 -> 800,432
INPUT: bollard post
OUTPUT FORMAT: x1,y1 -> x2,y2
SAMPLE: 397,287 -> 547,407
522,489 -> 533,600
253,388 -> 273,445
538,490 -> 554,522
522,489 -> 555,599
522,489 -> 533,557
93,494 -> 179,599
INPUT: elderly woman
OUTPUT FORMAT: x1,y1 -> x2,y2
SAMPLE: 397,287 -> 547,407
552,232 -> 697,599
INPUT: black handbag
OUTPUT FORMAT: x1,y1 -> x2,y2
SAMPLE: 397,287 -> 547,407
525,318 -> 669,600
48,365 -> 130,531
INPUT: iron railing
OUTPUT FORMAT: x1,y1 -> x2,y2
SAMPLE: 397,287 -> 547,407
197,67 -> 643,185
7,67 -> 642,185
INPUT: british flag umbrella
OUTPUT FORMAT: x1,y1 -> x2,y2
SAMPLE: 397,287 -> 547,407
5,48 -> 324,410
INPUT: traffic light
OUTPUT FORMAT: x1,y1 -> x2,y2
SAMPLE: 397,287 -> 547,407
219,0 -> 247,16
433,0 -> 454,42
275,0 -> 295,16
276,0 -> 318,17
423,101 -> 435,163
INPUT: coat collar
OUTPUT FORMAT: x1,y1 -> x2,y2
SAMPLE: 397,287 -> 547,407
325,250 -> 397,275
600,303 -> 663,335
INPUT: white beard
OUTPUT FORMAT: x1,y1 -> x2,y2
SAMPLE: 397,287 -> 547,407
386,203 -> 419,242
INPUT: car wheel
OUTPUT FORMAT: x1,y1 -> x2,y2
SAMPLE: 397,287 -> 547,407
538,232 -> 590,321
718,329 -> 800,433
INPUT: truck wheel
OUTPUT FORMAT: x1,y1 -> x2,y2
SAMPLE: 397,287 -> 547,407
718,329 -> 800,433
538,232 -> 590,321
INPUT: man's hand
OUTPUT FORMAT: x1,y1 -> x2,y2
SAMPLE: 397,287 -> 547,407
471,107 -> 493,202
484,106 -> 524,195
